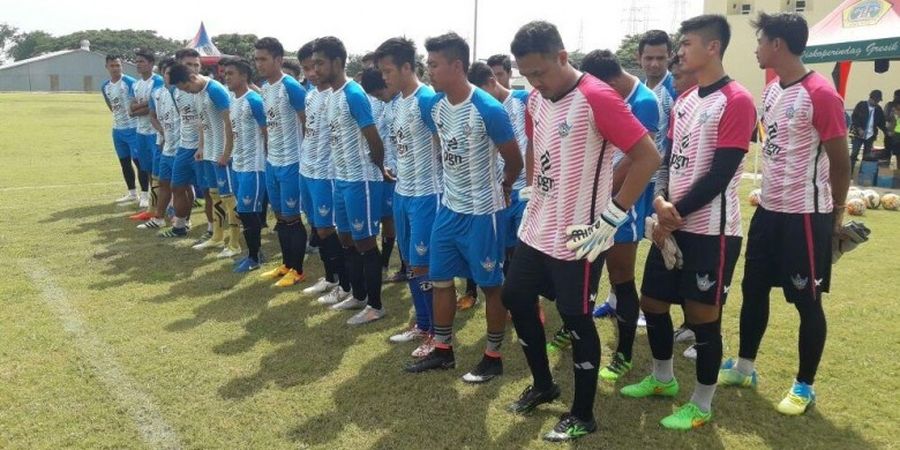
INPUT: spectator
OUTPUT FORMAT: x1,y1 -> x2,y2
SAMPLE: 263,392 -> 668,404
850,89 -> 887,174
885,89 -> 900,168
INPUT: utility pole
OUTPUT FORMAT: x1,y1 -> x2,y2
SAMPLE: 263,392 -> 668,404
473,0 -> 479,62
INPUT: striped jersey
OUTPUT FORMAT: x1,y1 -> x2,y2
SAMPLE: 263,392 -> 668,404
300,86 -> 333,179
174,89 -> 200,150
519,74 -> 648,261
395,83 -> 442,197
230,90 -> 267,173
667,78 -> 756,237
379,93 -> 400,174
196,77 -> 231,161
261,74 -> 306,166
428,86 -> 515,215
327,80 -> 381,182
502,89 -> 530,190
149,86 -> 180,156
649,71 -> 677,153
759,72 -> 846,214
101,75 -> 137,129
134,74 -> 165,135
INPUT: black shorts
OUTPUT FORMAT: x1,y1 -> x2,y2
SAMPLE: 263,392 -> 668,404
641,231 -> 742,306
742,207 -> 833,303
503,242 -> 604,316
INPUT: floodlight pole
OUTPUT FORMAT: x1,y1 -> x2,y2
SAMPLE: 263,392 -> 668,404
473,0 -> 479,62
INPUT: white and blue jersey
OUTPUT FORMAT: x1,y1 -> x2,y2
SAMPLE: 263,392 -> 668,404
427,86 -> 515,215
174,89 -> 200,150
648,71 -> 676,154
502,89 -> 530,191
327,80 -> 381,182
196,77 -> 231,161
134,74 -> 165,135
102,75 -> 138,130
261,74 -> 306,167
150,86 -> 180,157
378,93 -> 400,175
230,90 -> 266,173
394,84 -> 442,197
300,87 -> 333,179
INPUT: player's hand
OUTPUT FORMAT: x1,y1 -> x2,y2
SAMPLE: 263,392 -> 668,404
382,168 -> 397,182
565,200 -> 628,262
645,215 -> 683,270
519,186 -> 533,201
653,196 -> 684,231
194,150 -> 204,161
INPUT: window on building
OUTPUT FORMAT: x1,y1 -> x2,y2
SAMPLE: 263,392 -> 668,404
729,1 -> 755,15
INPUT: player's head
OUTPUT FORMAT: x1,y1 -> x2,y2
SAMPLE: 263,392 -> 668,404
467,61 -> 503,100
254,37 -> 285,79
175,48 -> 201,74
375,37 -> 417,94
105,54 -> 124,78
677,14 -> 730,73
424,32 -> 469,92
282,60 -> 302,80
486,54 -> 512,89
752,12 -> 808,69
510,20 -> 570,99
134,48 -> 155,75
361,67 -> 394,102
298,39 -> 320,86
158,57 -> 176,85
361,52 -> 377,69
313,36 -> 347,86
668,55 -> 697,94
415,60 -> 427,82
580,49 -> 623,84
222,57 -> 253,92
169,62 -> 202,93
638,30 -> 672,80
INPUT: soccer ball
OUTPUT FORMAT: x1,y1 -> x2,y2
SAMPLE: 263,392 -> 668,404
847,198 -> 867,216
863,190 -> 881,209
748,188 -> 761,207
847,188 -> 865,201
881,193 -> 899,210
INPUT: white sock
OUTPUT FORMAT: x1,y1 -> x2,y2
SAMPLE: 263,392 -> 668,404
140,191 -> 149,200
606,290 -> 617,309
174,217 -> 186,228
652,358 -> 674,383
735,357 -> 755,376
690,382 -> 717,412
128,189 -> 137,196
207,223 -> 213,232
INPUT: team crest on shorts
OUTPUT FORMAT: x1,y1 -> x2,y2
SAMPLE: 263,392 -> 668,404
696,273 -> 716,292
557,121 -> 572,138
285,198 -> 298,209
242,196 -> 253,206
791,274 -> 821,290
416,241 -> 428,256
481,257 -> 497,272
352,219 -> 364,232
318,204 -> 331,217
217,178 -> 226,187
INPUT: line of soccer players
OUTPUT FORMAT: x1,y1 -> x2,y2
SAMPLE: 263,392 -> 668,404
101,11 -> 849,441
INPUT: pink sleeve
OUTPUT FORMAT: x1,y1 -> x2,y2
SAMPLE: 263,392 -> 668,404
809,84 -> 847,142
716,87 -> 756,151
581,78 -> 647,153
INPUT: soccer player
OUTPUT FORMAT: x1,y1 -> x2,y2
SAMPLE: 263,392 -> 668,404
313,36 -> 388,325
129,49 -> 165,215
486,54 -> 513,89
139,57 -> 179,230
503,21 -> 659,442
297,39 -> 352,303
101,54 -> 140,204
255,37 -> 309,287
282,59 -> 302,81
374,36 -> 442,356
404,32 -> 523,383
718,12 -> 849,416
620,15 -> 756,431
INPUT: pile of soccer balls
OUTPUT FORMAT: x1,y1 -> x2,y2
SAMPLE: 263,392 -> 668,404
746,187 -> 898,213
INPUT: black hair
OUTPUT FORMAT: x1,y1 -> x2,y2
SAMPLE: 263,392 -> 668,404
297,39 -> 317,61
105,54 -> 121,63
254,37 -> 284,59
374,37 -> 417,71
134,48 -> 155,63
639,29 -> 673,55
168,63 -> 192,85
486,54 -> 512,73
580,49 -> 622,81
467,61 -> 494,87
667,54 -> 681,70
175,48 -> 200,60
870,89 -> 883,100
313,36 -> 347,66
679,14 -> 731,57
751,12 -> 809,55
221,57 -> 253,79
415,60 -> 425,79
158,57 -> 176,73
424,32 -> 470,73
360,67 -> 387,94
282,60 -> 301,75
510,21 -> 565,58
361,52 -> 376,64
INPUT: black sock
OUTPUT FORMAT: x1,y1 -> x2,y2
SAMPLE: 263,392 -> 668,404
309,226 -> 321,247
321,233 -> 345,285
644,311 -> 674,361
739,281 -> 771,360
465,278 -> 477,296
691,320 -> 723,386
795,298 -> 827,385
381,236 -> 395,269
562,313 -> 600,422
400,259 -> 408,276
259,198 -> 269,228
504,290 -> 552,391
119,157 -> 136,190
238,213 -> 262,261
276,223 -> 292,269
345,247 -> 367,300
138,169 -> 150,192
613,280 -> 639,361
286,220 -> 308,273
361,247 -> 383,309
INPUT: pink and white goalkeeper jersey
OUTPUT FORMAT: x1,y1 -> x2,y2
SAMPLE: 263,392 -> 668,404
759,72 -> 846,214
519,74 -> 648,261
668,79 -> 756,237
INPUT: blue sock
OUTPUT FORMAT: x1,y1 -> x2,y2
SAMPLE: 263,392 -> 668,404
408,274 -> 433,332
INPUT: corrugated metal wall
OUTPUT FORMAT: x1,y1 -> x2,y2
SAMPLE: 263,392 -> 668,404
0,51 -> 139,92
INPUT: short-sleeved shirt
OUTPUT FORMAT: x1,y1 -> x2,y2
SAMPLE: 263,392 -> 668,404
759,72 -> 846,214
196,77 -> 231,161
394,83 -> 442,197
261,74 -> 306,166
230,90 -> 267,173
174,89 -> 200,150
150,86 -> 180,156
502,89 -> 530,190
667,78 -> 756,237
518,74 -> 648,261
134,74 -> 165,135
649,71 -> 677,153
612,80 -> 660,167
300,86 -> 333,179
428,86 -> 515,215
327,79 -> 381,182
102,75 -> 137,130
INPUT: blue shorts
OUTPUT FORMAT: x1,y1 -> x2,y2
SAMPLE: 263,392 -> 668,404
158,154 -> 175,182
151,140 -> 162,178
334,179 -> 383,240
193,160 -> 208,191
234,171 -> 265,213
382,181 -> 396,218
429,207 -> 505,287
504,189 -> 528,248
136,133 -> 156,172
112,128 -> 138,160
214,163 -> 235,196
394,193 -> 439,268
300,175 -> 336,228
265,162 -> 302,217
172,147 -> 198,188
614,182 -> 655,244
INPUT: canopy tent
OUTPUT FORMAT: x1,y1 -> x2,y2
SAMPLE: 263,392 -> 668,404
187,22 -> 227,66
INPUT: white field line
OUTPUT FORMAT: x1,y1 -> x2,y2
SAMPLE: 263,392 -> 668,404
0,181 -> 119,192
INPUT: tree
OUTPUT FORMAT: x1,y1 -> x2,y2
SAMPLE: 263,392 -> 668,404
615,34 -> 642,71
52,29 -> 184,61
8,30 -> 55,61
212,33 -> 258,60
345,53 -> 365,78
568,50 -> 586,69
0,23 -> 17,50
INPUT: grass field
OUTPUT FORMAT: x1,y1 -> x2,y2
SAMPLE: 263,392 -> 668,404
0,92 -> 898,449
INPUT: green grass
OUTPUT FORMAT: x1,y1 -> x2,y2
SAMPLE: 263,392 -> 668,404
0,92 -> 898,449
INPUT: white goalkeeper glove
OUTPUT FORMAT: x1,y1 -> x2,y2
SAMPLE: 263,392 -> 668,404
565,200 -> 628,262
645,214 -> 683,270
